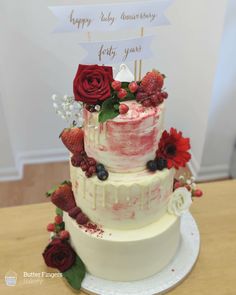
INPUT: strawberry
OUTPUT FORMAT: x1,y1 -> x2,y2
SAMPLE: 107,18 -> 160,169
141,70 -> 164,94
46,181 -> 76,212
60,127 -> 84,154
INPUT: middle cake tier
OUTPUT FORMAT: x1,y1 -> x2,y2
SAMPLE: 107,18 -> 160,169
70,164 -> 175,230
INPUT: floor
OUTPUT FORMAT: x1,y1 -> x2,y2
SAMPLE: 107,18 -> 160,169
0,161 -> 191,208
0,162 -> 69,208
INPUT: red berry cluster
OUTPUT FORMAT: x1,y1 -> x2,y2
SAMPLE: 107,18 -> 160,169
136,71 -> 168,107
71,151 -> 97,178
173,178 -> 203,198
68,206 -> 90,225
136,87 -> 168,107
46,209 -> 70,240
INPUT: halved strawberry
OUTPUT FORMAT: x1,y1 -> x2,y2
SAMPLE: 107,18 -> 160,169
60,127 -> 84,154
46,181 -> 76,212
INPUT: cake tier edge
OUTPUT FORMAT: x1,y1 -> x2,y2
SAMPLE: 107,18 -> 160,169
64,212 -> 180,281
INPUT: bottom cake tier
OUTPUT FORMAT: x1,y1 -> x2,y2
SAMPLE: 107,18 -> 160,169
64,212 -> 180,281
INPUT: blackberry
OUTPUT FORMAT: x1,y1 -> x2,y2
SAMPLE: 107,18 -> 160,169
97,170 -> 109,181
96,163 -> 105,173
156,157 -> 167,170
146,160 -> 158,172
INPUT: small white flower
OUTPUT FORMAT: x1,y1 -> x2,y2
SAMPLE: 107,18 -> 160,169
61,115 -> 66,120
53,102 -> 58,109
190,176 -> 195,182
51,94 -> 57,101
69,104 -> 74,111
186,179 -> 192,185
179,175 -> 185,181
95,105 -> 101,111
63,95 -> 68,101
168,187 -> 192,216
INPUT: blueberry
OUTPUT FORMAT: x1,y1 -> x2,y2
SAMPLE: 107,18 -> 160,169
146,160 -> 157,172
96,163 -> 105,173
156,158 -> 167,170
97,170 -> 109,181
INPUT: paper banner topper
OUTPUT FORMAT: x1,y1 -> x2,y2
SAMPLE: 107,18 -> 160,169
49,0 -> 173,33
79,35 -> 153,64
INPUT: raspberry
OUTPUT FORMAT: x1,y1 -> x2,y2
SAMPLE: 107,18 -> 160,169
142,99 -> 152,107
76,213 -> 89,225
119,104 -> 129,114
85,171 -> 93,178
68,207 -> 81,218
59,230 -> 70,240
54,215 -> 63,224
80,151 -> 87,157
88,166 -> 96,174
117,89 -> 127,99
71,154 -> 83,167
161,91 -> 168,99
81,164 -> 88,171
111,80 -> 122,91
128,82 -> 138,93
47,223 -> 55,232
87,157 -> 96,166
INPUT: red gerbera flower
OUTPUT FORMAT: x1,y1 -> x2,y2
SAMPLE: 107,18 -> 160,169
156,128 -> 191,169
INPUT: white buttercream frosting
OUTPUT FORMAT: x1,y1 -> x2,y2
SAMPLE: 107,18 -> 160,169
64,212 -> 180,281
168,187 -> 192,216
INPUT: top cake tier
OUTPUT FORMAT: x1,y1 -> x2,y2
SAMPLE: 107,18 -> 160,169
84,100 -> 165,172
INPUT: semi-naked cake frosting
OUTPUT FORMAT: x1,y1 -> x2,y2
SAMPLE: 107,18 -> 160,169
43,64 -> 202,290
66,98 -> 179,281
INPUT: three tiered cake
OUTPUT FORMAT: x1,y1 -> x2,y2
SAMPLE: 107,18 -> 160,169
42,64 -> 202,290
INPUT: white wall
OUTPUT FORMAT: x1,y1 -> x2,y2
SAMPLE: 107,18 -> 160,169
0,0 -> 230,181
198,0 -> 236,180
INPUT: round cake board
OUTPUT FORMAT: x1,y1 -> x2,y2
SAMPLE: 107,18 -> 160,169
81,211 -> 200,295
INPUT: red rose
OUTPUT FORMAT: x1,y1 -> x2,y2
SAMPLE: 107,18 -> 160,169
42,238 -> 76,272
73,64 -> 113,104
157,128 -> 191,169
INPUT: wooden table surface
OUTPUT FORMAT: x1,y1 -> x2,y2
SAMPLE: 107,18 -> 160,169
0,180 -> 236,295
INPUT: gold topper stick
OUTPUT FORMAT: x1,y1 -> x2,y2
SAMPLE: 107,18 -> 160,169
134,60 -> 137,81
138,27 -> 144,81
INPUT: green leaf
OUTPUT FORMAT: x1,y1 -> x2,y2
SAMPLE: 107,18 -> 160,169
45,185 -> 58,197
55,207 -> 63,216
123,92 -> 136,101
121,81 -> 130,88
98,97 -> 119,123
62,256 -> 86,291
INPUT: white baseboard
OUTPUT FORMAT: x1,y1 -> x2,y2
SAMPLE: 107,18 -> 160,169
195,164 -> 230,182
188,152 -> 230,181
0,148 -> 68,182
0,148 -> 230,182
